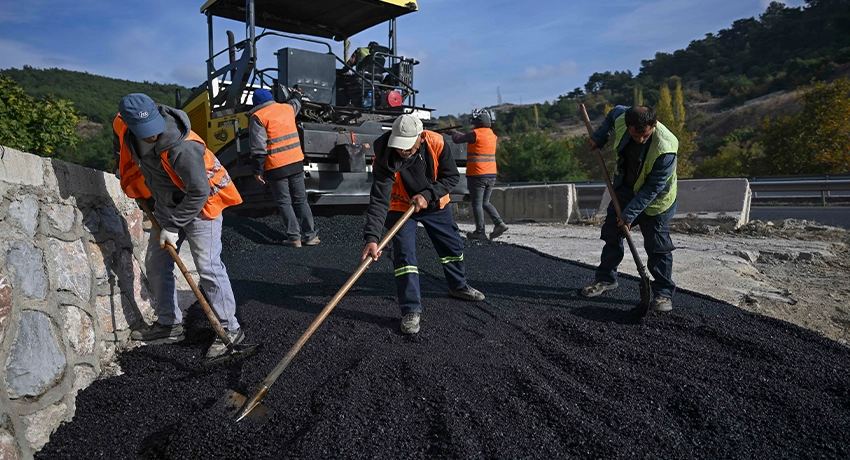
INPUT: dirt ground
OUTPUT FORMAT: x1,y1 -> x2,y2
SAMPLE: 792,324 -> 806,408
470,217 -> 850,347
716,220 -> 850,345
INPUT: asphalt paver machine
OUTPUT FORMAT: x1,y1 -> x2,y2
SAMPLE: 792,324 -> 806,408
182,0 -> 467,215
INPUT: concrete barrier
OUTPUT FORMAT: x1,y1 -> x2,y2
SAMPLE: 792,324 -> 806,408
452,183 -> 577,224
597,178 -> 752,228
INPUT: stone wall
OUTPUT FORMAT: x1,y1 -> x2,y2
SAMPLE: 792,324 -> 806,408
0,145 -> 157,459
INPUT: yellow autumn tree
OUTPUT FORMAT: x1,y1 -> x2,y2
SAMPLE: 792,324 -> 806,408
654,81 -> 695,178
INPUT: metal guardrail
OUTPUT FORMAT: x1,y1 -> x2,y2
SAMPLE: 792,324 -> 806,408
492,175 -> 850,211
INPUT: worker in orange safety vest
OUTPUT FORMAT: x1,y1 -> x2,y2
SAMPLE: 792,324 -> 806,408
113,93 -> 244,359
248,87 -> 319,247
450,109 -> 508,241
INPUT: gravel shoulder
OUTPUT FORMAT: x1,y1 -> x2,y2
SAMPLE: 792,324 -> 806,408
460,219 -> 850,346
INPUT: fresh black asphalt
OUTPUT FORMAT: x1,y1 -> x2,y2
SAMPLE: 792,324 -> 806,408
37,214 -> 850,459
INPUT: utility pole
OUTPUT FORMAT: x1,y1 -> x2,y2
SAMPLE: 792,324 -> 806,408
497,86 -> 502,105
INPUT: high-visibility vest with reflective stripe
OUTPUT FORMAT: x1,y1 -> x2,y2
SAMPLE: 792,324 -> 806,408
114,115 -> 242,219
465,127 -> 498,176
389,130 -> 451,212
113,115 -> 152,200
252,103 -> 305,170
612,114 -> 678,216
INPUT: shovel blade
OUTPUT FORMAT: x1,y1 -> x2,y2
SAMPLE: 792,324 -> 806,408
219,389 -> 274,425
632,278 -> 652,319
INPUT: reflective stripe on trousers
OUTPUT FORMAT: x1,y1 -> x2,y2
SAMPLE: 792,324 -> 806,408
385,206 -> 467,314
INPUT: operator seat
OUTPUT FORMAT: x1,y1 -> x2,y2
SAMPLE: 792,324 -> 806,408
356,43 -> 391,82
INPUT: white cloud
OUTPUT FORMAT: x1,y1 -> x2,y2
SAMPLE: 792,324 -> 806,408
0,39 -> 81,70
513,60 -> 578,82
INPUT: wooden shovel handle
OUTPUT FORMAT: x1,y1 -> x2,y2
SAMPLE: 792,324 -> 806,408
578,105 -> 651,281
263,204 -> 415,385
137,199 -> 231,345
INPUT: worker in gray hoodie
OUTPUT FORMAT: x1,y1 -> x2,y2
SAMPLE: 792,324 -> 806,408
113,93 -> 244,358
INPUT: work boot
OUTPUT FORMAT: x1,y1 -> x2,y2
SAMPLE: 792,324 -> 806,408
580,281 -> 619,298
282,239 -> 302,248
206,328 -> 245,358
650,296 -> 673,312
400,312 -> 421,335
131,322 -> 184,342
489,223 -> 509,240
466,231 -> 488,241
303,236 -> 321,246
449,285 -> 485,301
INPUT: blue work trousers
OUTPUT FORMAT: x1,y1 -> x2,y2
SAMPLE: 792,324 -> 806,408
595,188 -> 677,299
145,212 -> 239,329
467,176 -> 504,234
385,206 -> 467,314
268,171 -> 317,242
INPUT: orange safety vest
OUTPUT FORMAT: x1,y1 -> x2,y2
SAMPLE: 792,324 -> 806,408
389,130 -> 451,212
113,115 -> 242,219
465,127 -> 498,176
252,103 -> 305,170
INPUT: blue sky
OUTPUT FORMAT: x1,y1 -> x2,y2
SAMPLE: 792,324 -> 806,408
0,0 -> 804,117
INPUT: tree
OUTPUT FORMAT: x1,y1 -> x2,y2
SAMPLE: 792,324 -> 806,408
672,79 -> 685,132
0,75 -> 80,156
655,82 -> 695,178
633,87 -> 644,106
758,77 -> 850,174
655,85 -> 674,125
497,130 -> 588,183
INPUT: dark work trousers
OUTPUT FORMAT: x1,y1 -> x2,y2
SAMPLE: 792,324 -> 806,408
267,171 -> 317,242
595,188 -> 677,299
467,176 -> 504,234
385,206 -> 468,314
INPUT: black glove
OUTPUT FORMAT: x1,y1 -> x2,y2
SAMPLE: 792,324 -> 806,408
138,197 -> 156,212
288,90 -> 303,103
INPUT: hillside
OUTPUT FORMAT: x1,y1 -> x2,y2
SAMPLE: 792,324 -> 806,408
0,66 -> 191,171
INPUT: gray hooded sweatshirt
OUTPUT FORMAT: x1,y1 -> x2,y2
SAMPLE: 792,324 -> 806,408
113,105 -> 210,233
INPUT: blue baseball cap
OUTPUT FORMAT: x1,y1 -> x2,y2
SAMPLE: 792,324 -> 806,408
118,93 -> 166,139
252,88 -> 274,106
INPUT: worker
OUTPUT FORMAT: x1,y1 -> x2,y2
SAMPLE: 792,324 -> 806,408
113,93 -> 245,358
249,88 -> 319,247
346,41 -> 380,68
580,105 -> 678,312
450,109 -> 508,241
361,114 -> 485,334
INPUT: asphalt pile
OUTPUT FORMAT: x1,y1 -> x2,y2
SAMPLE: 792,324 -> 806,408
38,214 -> 850,459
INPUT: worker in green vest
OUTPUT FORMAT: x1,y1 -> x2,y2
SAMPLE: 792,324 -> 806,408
580,106 -> 678,312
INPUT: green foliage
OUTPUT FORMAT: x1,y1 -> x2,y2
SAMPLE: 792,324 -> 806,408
693,138 -> 764,178
433,1 -> 850,181
497,130 -> 589,183
1,66 -> 191,170
758,77 -> 850,175
0,75 -> 80,156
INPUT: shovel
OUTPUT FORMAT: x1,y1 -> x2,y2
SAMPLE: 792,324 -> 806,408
578,104 -> 652,317
222,204 -> 417,424
137,199 -> 261,366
